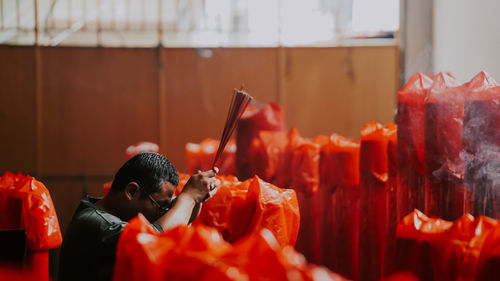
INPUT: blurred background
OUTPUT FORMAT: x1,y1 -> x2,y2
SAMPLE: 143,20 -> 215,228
1,0 -> 500,279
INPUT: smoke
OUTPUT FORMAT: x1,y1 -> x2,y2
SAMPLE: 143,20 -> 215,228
461,88 -> 500,217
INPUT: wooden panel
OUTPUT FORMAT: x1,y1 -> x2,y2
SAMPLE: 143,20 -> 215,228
280,46 -> 399,139
0,47 -> 37,174
162,48 -> 279,172
39,47 -> 160,175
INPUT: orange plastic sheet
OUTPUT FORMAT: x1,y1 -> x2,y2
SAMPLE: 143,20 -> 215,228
236,103 -> 286,180
319,134 -> 360,280
359,121 -> 396,281
396,73 -> 434,218
0,172 -> 62,251
462,72 -> 500,219
395,209 -> 498,281
0,172 -> 62,281
185,138 -> 237,176
179,174 -> 300,248
113,215 -> 346,281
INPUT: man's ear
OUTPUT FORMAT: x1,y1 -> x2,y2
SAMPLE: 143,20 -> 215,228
124,182 -> 140,201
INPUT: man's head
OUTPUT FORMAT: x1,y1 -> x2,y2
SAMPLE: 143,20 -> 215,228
109,152 -> 179,222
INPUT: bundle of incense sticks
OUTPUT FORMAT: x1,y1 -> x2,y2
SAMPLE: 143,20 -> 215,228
212,88 -> 254,169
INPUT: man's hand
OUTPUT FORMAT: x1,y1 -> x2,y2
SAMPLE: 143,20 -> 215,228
157,168 -> 220,231
181,168 -> 220,204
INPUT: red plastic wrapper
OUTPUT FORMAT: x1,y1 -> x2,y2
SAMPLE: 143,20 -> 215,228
0,173 -> 61,281
359,121 -> 396,281
183,174 -> 299,248
125,141 -> 160,161
185,138 -> 237,176
236,103 -> 286,180
396,72 -> 433,223
462,72 -> 500,219
244,176 -> 300,247
113,215 -> 346,281
193,175 -> 246,241
0,172 -> 62,251
319,134 -> 360,280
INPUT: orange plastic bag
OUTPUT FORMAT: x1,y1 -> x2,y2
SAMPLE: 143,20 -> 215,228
113,215 -> 346,281
189,175 -> 299,248
245,176 -> 300,247
0,172 -> 62,251
236,103 -> 286,180
193,175 -> 245,241
113,215 -> 234,281
228,228 -> 347,281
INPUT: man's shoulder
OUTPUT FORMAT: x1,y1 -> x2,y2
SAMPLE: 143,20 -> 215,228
70,197 -> 126,234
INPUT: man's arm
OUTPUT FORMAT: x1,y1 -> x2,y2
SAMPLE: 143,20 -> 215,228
156,168 -> 219,231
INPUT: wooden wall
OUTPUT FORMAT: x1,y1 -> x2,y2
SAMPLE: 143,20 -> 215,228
0,44 -> 399,244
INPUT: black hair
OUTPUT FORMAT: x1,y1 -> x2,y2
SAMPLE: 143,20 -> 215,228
110,152 -> 179,194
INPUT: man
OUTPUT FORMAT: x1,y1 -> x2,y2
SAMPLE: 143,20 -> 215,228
59,152 -> 219,281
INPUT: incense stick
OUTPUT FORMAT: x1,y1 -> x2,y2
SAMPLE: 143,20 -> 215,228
212,88 -> 254,169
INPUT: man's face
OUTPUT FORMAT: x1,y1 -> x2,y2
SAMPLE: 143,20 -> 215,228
139,181 -> 177,222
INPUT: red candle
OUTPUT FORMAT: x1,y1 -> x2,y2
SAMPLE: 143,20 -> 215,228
359,121 -> 396,281
397,72 -> 433,221
319,134 -> 360,280
463,72 -> 499,218
424,73 -> 463,220
236,103 -> 286,180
